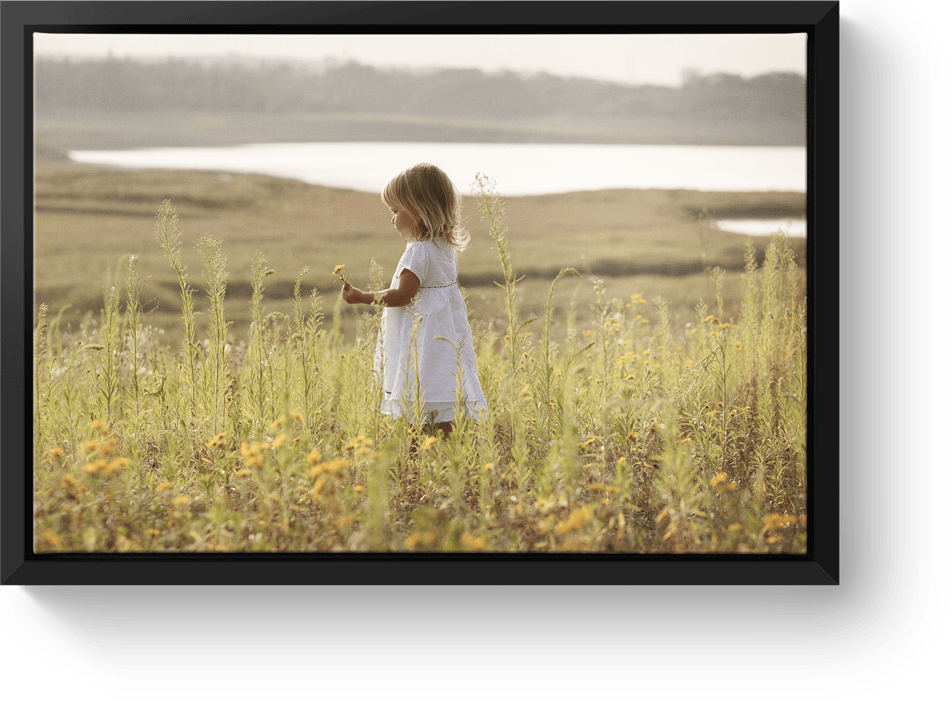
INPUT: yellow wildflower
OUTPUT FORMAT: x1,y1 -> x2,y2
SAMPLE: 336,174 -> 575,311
83,459 -> 107,475
306,449 -> 323,465
554,507 -> 593,535
90,419 -> 108,435
60,473 -> 81,499
172,495 -> 189,506
99,436 -> 118,455
460,531 -> 487,550
420,436 -> 437,452
156,482 -> 173,492
105,457 -> 131,475
311,477 -> 326,497
206,432 -> 226,449
81,438 -> 99,453
309,458 -> 350,476
39,529 -> 64,549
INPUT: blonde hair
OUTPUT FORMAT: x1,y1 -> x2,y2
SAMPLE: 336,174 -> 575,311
381,163 -> 469,252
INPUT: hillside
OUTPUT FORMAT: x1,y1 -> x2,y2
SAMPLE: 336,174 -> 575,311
35,57 -> 806,149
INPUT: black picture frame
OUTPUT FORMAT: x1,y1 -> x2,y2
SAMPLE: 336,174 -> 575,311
1,1 -> 839,585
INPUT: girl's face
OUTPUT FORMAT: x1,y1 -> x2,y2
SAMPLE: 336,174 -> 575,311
389,205 -> 419,241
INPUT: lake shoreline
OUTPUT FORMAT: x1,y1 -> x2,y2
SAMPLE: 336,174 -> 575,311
33,155 -> 806,337
37,109 -> 807,151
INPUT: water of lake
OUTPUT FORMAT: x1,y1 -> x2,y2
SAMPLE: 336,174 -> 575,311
69,142 -> 806,197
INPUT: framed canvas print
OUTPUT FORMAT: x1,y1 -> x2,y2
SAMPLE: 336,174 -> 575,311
1,1 -> 838,584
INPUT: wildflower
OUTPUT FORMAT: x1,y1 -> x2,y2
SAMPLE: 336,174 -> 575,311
47,446 -> 66,462
81,439 -> 99,453
90,419 -> 108,435
39,529 -> 64,549
206,432 -> 226,449
460,531 -> 487,550
105,457 -> 131,475
309,458 -> 350,476
310,477 -> 326,498
306,449 -> 323,465
728,523 -> 743,532
172,495 -> 189,506
420,436 -> 437,452
352,485 -> 365,493
99,436 -> 118,455
483,462 -> 494,472
710,472 -> 728,487
147,528 -> 161,537
156,482 -> 173,492
555,507 -> 593,535
83,459 -> 107,475
332,264 -> 349,283
234,469 -> 252,477
60,473 -> 81,499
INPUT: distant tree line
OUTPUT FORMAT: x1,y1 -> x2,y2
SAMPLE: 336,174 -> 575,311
35,57 -> 805,143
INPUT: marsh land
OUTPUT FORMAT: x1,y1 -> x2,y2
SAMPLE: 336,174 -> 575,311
33,148 -> 805,341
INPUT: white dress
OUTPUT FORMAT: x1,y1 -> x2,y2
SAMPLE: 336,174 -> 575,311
375,239 -> 488,424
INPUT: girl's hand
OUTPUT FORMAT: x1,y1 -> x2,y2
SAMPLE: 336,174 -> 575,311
341,281 -> 364,305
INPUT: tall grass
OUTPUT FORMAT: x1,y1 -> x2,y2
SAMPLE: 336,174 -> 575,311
32,192 -> 807,554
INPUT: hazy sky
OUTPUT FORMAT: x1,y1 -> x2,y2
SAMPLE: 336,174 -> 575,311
34,33 -> 806,87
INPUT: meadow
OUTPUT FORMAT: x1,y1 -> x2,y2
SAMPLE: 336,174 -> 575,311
32,172 -> 807,554
34,150 -> 804,340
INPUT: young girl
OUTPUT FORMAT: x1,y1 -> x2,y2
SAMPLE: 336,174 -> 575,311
341,163 -> 488,436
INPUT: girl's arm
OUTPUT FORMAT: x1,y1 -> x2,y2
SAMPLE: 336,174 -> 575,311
342,269 -> 420,307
